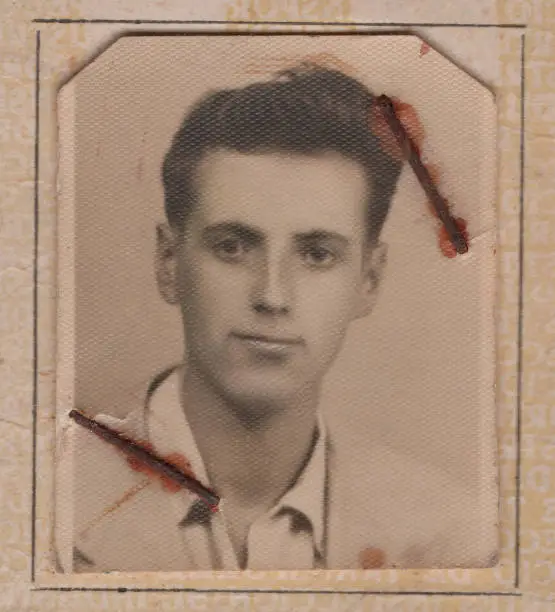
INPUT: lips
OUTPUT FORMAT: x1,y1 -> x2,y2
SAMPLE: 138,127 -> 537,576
232,331 -> 304,347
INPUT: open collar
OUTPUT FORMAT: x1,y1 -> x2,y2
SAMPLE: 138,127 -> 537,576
144,367 -> 328,557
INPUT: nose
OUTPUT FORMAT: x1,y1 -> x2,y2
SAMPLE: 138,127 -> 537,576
251,251 -> 292,316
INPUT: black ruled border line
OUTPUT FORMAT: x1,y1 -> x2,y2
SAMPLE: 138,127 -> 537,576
33,588 -> 523,596
31,28 -> 40,585
31,21 -> 526,596
33,18 -> 527,26
515,31 -> 526,591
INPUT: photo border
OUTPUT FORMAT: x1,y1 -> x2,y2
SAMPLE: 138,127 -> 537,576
30,21 -> 526,597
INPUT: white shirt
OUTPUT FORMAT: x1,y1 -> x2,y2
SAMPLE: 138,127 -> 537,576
136,368 -> 329,570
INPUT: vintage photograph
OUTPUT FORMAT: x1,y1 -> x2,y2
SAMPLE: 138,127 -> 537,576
55,35 -> 498,572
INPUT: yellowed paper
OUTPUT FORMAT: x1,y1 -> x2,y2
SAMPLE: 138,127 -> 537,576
0,0 -> 553,610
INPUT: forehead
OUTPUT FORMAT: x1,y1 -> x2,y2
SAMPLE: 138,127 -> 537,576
193,150 -> 369,236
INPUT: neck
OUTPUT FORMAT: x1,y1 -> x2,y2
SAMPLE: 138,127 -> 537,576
181,364 -> 320,510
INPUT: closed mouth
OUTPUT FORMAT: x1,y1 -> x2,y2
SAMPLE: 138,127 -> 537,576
232,332 -> 303,346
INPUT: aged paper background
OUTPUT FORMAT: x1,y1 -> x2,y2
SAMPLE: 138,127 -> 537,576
0,0 -> 554,610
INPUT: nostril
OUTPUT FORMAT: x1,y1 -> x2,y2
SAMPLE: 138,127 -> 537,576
253,301 -> 289,316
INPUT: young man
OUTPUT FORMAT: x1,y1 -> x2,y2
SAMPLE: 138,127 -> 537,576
69,64 -> 496,572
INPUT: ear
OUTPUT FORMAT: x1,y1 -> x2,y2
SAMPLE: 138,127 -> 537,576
155,223 -> 180,306
354,242 -> 388,320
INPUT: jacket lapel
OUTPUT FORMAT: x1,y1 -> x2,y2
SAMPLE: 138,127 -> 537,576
72,409 -> 192,572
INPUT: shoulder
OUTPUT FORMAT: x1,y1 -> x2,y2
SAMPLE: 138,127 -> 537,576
327,430 -> 498,569
58,368 -> 178,572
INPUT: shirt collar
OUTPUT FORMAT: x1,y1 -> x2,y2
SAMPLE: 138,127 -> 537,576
271,410 -> 328,556
144,367 -> 328,556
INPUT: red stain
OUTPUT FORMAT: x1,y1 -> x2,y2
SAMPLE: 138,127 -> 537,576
423,162 -> 442,217
438,217 -> 468,258
419,41 -> 431,57
126,441 -> 196,494
370,98 -> 468,259
424,163 -> 441,189
359,547 -> 386,569
369,97 -> 425,161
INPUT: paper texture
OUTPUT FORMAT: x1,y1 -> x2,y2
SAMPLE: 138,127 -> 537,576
1,0 -> 554,609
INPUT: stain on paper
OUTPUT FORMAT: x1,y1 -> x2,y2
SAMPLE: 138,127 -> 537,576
126,441 -> 196,494
359,547 -> 386,569
419,41 -> 431,57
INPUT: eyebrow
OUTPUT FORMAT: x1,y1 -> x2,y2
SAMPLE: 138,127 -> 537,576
202,222 -> 351,247
295,230 -> 350,248
202,222 -> 263,243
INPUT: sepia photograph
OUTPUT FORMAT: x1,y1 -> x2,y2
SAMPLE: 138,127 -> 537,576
54,35 -> 498,573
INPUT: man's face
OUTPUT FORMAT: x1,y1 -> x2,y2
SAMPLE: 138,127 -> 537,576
158,150 -> 385,408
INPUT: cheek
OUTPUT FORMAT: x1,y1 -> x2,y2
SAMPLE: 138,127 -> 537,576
177,257 -> 246,327
299,272 -> 360,338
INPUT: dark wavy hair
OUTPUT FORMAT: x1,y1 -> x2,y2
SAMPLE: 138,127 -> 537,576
162,63 -> 402,245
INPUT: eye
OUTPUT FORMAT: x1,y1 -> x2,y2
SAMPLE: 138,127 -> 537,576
213,237 -> 250,263
300,245 -> 338,269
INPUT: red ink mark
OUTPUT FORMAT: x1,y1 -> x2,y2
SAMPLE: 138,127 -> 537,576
438,217 -> 468,258
369,97 -> 425,161
126,442 -> 196,494
419,42 -> 431,57
359,547 -> 386,569
69,410 -> 220,508
422,163 -> 442,217
375,96 -> 469,257
424,163 -> 441,188
423,164 -> 470,258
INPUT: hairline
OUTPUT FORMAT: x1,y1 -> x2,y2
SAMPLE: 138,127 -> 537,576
168,144 -> 384,247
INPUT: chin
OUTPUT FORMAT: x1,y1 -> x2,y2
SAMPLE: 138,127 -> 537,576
216,371 -> 311,409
